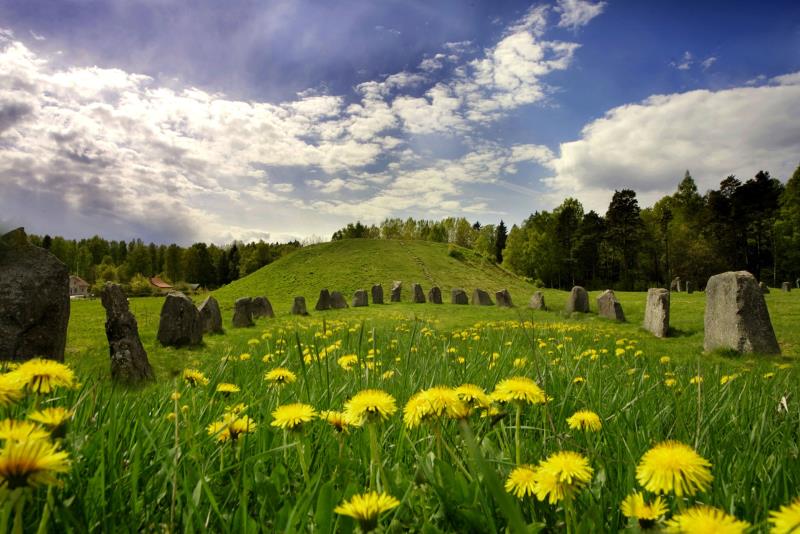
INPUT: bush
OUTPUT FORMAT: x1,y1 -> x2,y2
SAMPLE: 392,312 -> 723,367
129,274 -> 155,297
447,244 -> 465,261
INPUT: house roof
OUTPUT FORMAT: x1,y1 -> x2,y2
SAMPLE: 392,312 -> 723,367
149,276 -> 173,289
69,275 -> 90,287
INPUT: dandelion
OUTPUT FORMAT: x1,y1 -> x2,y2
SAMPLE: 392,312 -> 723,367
170,391 -> 181,401
10,359 -> 76,394
334,491 -> 400,532
720,374 -> 739,385
665,505 -> 749,533
455,384 -> 492,410
572,376 -> 586,384
0,374 -> 24,407
763,372 -> 775,379
664,378 -> 678,388
491,376 -> 547,405
338,354 -> 359,371
224,403 -> 248,416
183,368 -> 209,387
531,451 -> 594,504
660,356 -> 671,364
689,375 -> 704,385
264,368 -> 297,385
239,353 -> 251,361
566,410 -> 602,432
769,496 -> 800,534
28,408 -> 72,439
344,389 -> 397,426
402,387 -> 467,429
381,370 -> 395,380
207,415 -> 256,443
215,383 -> 240,396
620,492 -> 668,529
636,441 -> 713,496
320,410 -> 351,433
0,419 -> 50,442
0,439 -> 70,490
271,403 -> 316,431
505,465 -> 537,499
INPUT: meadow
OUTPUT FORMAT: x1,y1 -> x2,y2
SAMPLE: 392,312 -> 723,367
3,283 -> 797,533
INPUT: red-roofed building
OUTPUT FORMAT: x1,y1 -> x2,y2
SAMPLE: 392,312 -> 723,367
69,275 -> 90,298
149,276 -> 173,293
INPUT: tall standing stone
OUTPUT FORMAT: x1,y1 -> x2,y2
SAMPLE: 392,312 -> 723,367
427,286 -> 442,304
686,281 -> 694,294
315,289 -> 332,311
371,284 -> 384,304
391,281 -> 402,302
529,291 -> 546,310
782,282 -> 792,293
157,291 -> 203,347
0,228 -> 69,361
233,297 -> 255,327
330,291 -> 349,309
704,271 -> 780,354
472,289 -> 493,306
565,286 -> 589,313
250,296 -> 275,318
100,283 -> 154,385
495,289 -> 513,308
597,289 -> 625,321
291,296 -> 309,316
451,289 -> 468,304
198,296 -> 223,334
759,282 -> 770,294
796,278 -> 800,289
643,288 -> 670,338
670,277 -> 681,292
412,284 -> 426,303
353,290 -> 369,307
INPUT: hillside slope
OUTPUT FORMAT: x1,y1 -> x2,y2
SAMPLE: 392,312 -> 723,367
213,239 -> 535,310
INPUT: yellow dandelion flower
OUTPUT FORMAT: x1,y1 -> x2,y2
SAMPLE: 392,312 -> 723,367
513,358 -> 527,369
402,387 -> 468,429
664,378 -> 678,388
0,374 -> 24,407
224,403 -> 248,415
566,410 -> 602,432
338,354 -> 359,371
207,415 -> 256,442
183,368 -> 209,387
0,419 -> 51,443
381,370 -> 395,380
344,389 -> 397,426
170,391 -> 181,401
689,375 -> 704,385
271,403 -> 316,431
334,491 -> 400,531
720,374 -> 739,385
216,383 -> 240,396
769,496 -> 800,534
264,367 -> 297,385
0,439 -> 70,489
660,356 -> 671,364
491,376 -> 547,405
166,412 -> 177,422
621,492 -> 668,529
636,441 -> 713,496
763,372 -> 775,379
505,465 -> 537,499
455,384 -> 492,409
10,359 -> 76,394
206,420 -> 230,442
320,410 -> 351,433
665,506 -> 749,533
28,408 -> 72,439
573,376 -> 586,384
532,450 -> 594,504
239,353 -> 251,361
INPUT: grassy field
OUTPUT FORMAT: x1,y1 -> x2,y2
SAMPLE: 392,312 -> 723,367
9,240 -> 800,532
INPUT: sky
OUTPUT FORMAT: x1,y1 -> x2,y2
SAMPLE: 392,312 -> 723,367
1,0 -> 799,245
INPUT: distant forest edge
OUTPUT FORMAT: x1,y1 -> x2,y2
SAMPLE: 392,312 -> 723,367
21,165 -> 800,293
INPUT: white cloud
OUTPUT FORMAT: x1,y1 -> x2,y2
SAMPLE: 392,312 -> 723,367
29,30 -> 46,41
545,84 -> 800,212
555,0 -> 606,30
700,56 -> 717,70
771,71 -> 800,86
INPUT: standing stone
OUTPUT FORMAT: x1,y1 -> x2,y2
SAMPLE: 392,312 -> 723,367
643,288 -> 670,338
529,291 -> 546,310
597,289 -> 625,321
686,281 -> 694,294
670,277 -> 681,292
390,281 -> 402,302
472,289 -> 493,306
0,228 -> 70,361
759,282 -> 770,294
564,286 -> 589,314
371,284 -> 384,304
451,288 -> 468,305
291,296 -> 309,316
330,291 -> 349,309
157,291 -> 203,347
704,271 -> 780,354
315,289 -> 332,311
495,289 -> 513,308
796,278 -> 800,289
198,296 -> 223,334
352,290 -> 369,307
427,286 -> 443,304
233,297 -> 255,327
100,283 -> 154,385
782,282 -> 792,293
412,284 -> 426,303
250,296 -> 275,318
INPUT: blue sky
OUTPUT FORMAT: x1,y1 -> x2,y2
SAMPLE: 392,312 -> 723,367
1,0 -> 799,244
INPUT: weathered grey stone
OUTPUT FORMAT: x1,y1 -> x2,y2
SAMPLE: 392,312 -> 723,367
198,296 -> 223,334
759,282 -> 770,294
495,289 -> 513,308
472,289 -> 493,306
157,291 -> 203,347
291,296 -> 309,316
250,296 -> 275,318
704,271 -> 780,354
643,288 -> 670,338
782,282 -> 792,293
315,289 -> 331,311
0,228 -> 70,361
330,291 -> 349,309
233,297 -> 255,327
528,291 -> 546,310
101,283 -> 154,384
371,284 -> 384,304
390,281 -> 402,302
427,286 -> 442,304
670,277 -> 681,292
796,278 -> 800,289
451,288 -> 468,305
686,281 -> 694,294
412,284 -> 426,303
353,289 -> 369,307
564,286 -> 589,313
597,289 -> 625,321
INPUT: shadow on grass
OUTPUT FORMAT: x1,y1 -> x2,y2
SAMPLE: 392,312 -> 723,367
666,326 -> 694,338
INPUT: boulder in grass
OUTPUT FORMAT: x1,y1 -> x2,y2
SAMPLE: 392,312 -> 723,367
565,286 -> 589,314
759,282 -> 770,294
291,296 -> 309,316
315,289 -> 331,311
529,291 -> 546,310
233,297 -> 255,327
451,288 -> 468,305
597,289 -> 625,322
643,288 -> 669,338
250,296 -> 275,319
412,284 -> 426,303
391,281 -> 402,302
101,283 -> 154,385
371,284 -> 384,304
782,282 -> 792,293
198,296 -> 223,334
472,289 -> 493,306
157,291 -> 203,347
353,289 -> 369,307
704,271 -> 780,354
330,291 -> 349,309
0,228 -> 70,362
495,289 -> 513,308
427,286 -> 443,304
